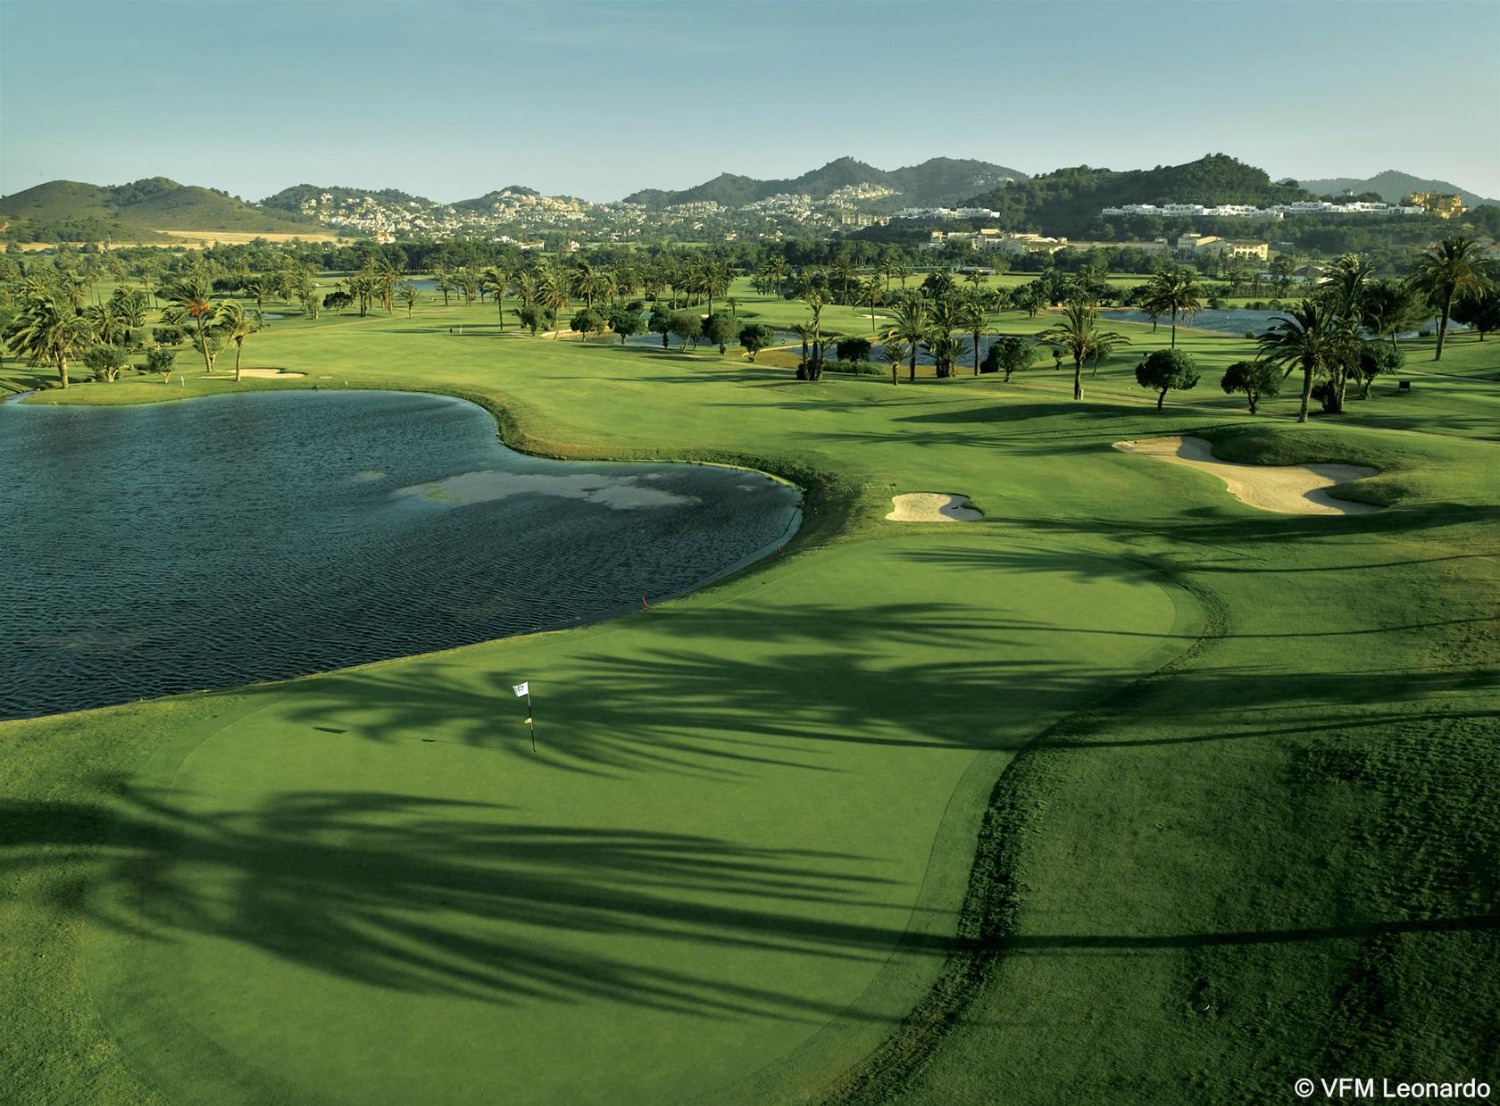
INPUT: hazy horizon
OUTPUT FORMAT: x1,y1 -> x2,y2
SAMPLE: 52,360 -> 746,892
2,0 -> 1497,204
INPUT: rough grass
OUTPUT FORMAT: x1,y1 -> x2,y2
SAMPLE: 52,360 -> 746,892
2,285 -> 1497,1105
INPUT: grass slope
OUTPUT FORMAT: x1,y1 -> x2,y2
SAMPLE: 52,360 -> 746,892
2,289 -> 1497,1105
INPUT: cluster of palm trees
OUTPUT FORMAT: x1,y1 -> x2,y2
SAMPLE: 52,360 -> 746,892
1,262 -> 265,388
770,269 -> 1000,385
1258,235 -> 1495,422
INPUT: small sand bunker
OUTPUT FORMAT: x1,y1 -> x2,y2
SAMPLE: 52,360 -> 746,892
236,369 -> 306,379
887,493 -> 982,522
1113,436 -> 1379,515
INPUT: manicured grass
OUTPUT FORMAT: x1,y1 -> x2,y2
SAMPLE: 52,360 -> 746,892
2,287 -> 1497,1105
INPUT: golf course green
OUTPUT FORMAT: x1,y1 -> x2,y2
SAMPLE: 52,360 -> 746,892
3,287 -> 1496,1105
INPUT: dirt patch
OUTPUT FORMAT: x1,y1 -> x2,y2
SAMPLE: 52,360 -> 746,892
886,493 -> 982,522
1113,436 -> 1379,515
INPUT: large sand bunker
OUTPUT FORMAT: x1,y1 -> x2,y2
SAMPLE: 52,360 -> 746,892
887,493 -> 982,522
1113,436 -> 1379,515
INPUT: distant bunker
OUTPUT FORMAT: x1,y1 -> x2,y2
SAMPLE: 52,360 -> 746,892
1113,436 -> 1380,516
887,493 -> 982,522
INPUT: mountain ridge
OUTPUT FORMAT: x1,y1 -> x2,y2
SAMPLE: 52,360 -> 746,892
621,156 -> 1028,210
1296,169 -> 1498,208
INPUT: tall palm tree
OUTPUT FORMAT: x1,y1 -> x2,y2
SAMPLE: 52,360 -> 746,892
1320,252 -> 1373,325
373,261 -> 400,315
162,278 -> 220,374
884,297 -> 928,383
1257,298 -> 1343,423
570,260 -> 599,310
1142,268 -> 1202,349
1033,300 -> 1130,401
481,265 -> 511,328
958,294 -> 991,375
861,276 -> 885,333
926,296 -> 964,379
701,257 -> 730,317
215,300 -> 256,383
537,268 -> 570,337
2,292 -> 91,389
784,322 -> 811,366
1407,235 -> 1494,361
84,301 -> 125,349
801,288 -> 826,380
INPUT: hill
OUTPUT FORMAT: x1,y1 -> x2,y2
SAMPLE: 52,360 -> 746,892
0,177 -> 322,242
955,153 -> 1313,236
622,156 -> 1028,210
1298,169 -> 1499,208
260,183 -> 440,213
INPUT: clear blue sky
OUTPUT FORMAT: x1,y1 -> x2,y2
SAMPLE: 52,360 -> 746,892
2,0 -> 1497,202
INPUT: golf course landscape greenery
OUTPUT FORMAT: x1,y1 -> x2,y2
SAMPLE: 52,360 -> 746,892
2,247 -> 1497,1105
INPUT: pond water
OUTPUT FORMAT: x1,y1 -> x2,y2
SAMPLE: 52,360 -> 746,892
1104,307 -> 1456,340
0,391 -> 800,720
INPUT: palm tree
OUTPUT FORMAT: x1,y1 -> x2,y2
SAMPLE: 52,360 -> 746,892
2,292 -> 91,389
884,297 -> 928,383
1320,252 -> 1373,326
958,294 -> 991,375
926,331 -> 967,380
570,260 -> 600,310
481,266 -> 511,328
215,300 -> 256,382
373,261 -> 399,315
537,268 -> 570,337
1407,235 -> 1494,361
925,296 -> 964,379
861,276 -> 885,333
789,322 -> 812,366
1257,299 -> 1344,423
880,339 -> 910,387
84,301 -> 125,349
701,257 -> 730,317
397,283 -> 420,318
1142,268 -> 1202,349
801,288 -> 826,380
162,278 -> 220,374
1033,300 -> 1130,401
346,272 -> 375,317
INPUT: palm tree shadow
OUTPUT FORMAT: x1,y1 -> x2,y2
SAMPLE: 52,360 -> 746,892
4,788 -> 938,1020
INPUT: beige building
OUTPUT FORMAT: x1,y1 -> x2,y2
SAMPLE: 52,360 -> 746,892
1405,192 -> 1467,219
1177,233 -> 1268,260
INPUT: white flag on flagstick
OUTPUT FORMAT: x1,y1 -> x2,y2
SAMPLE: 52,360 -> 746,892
512,681 -> 529,697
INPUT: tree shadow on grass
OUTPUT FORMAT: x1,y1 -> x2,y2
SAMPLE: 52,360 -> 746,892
242,596 -> 1162,778
3,788 -> 938,1020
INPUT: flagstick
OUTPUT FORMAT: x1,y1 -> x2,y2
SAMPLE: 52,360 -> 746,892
526,689 -> 536,753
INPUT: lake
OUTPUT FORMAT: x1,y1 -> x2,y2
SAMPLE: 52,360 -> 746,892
0,391 -> 800,720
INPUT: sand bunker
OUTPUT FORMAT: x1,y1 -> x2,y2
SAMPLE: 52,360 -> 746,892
887,493 -> 982,522
236,369 -> 306,379
1113,436 -> 1379,515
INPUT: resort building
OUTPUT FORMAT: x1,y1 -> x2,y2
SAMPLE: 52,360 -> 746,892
1404,192 -> 1467,219
1176,234 -> 1269,260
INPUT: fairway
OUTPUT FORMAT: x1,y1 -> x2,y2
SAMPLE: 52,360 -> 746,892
3,288 -> 1497,1106
78,534 -> 1185,1106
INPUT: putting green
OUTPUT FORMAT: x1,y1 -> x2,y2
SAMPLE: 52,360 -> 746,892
83,532 -> 1191,1106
